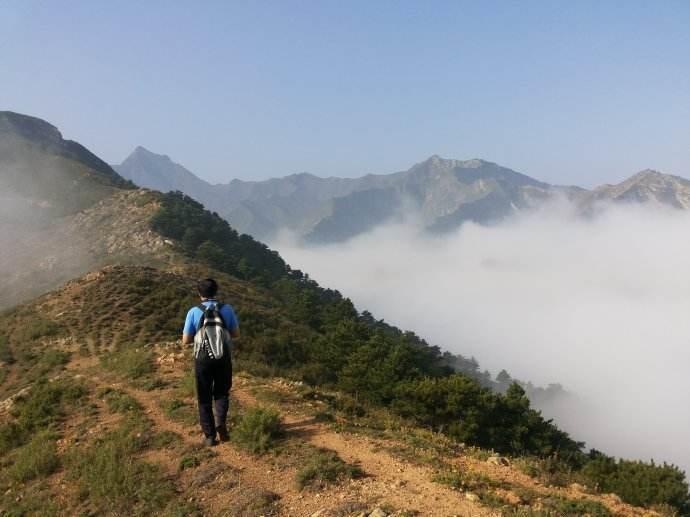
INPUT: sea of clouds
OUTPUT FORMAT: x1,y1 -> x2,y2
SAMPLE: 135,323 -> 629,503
274,200 -> 690,473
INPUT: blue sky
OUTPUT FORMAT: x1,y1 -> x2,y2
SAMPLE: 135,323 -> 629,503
1,1 -> 688,185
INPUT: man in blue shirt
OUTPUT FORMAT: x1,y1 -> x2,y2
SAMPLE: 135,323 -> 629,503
182,278 -> 240,446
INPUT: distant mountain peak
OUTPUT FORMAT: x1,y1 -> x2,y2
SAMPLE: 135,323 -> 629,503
114,145 -> 216,204
587,168 -> 690,209
127,146 -> 173,163
0,110 -> 63,145
628,169 -> 664,181
602,169 -> 687,190
419,155 -> 493,170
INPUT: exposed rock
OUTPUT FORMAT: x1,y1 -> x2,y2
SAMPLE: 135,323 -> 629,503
368,508 -> 388,517
465,492 -> 480,502
0,387 -> 30,414
569,482 -> 587,492
604,493 -> 623,504
501,491 -> 523,505
487,454 -> 510,466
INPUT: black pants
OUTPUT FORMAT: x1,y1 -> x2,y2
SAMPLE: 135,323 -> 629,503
194,357 -> 232,438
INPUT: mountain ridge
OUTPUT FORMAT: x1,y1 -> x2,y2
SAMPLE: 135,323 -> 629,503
115,149 -> 582,242
115,146 -> 689,243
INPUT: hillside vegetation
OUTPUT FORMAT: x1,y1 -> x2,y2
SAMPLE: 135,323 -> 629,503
1,112 -> 688,515
0,265 -> 679,516
148,191 -> 690,513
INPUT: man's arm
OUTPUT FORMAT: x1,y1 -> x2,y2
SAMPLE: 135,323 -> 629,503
182,308 -> 197,345
223,305 -> 240,339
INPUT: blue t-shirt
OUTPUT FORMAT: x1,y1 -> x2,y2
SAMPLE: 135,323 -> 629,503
183,300 -> 239,336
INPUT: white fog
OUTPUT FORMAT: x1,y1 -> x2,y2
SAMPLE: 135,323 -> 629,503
274,201 -> 690,473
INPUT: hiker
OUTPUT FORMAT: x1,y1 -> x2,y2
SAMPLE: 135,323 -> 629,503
182,278 -> 240,446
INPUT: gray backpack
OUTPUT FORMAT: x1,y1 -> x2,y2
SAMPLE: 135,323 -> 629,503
193,303 -> 231,360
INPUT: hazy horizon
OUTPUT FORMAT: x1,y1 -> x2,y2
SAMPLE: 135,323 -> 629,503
116,144 -> 690,188
274,199 -> 690,473
2,1 -> 689,186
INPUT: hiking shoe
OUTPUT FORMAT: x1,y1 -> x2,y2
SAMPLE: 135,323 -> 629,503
203,436 -> 217,447
216,425 -> 229,442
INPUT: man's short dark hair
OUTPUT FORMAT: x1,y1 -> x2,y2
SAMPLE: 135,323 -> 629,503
198,278 -> 218,298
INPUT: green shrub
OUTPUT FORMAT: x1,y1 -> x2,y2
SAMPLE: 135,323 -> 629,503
515,456 -> 575,487
7,431 -> 59,482
0,335 -> 13,364
179,455 -> 201,471
66,418 -> 174,515
151,430 -> 183,450
231,407 -> 283,454
0,379 -> 86,454
101,347 -> 155,380
162,398 -> 197,426
97,387 -> 142,414
176,368 -> 196,398
581,452 -> 690,511
0,422 -> 23,454
14,318 -> 62,342
477,490 -> 511,508
33,349 -> 70,376
176,445 -> 216,472
0,490 -> 60,516
296,448 -> 363,490
541,496 -> 611,516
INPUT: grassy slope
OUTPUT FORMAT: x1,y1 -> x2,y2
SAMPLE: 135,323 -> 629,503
0,266 -> 657,516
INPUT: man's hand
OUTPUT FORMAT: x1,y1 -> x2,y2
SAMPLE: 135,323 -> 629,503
182,334 -> 194,345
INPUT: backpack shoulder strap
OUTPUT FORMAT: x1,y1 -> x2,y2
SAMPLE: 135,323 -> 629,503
197,304 -> 209,329
215,303 -> 228,329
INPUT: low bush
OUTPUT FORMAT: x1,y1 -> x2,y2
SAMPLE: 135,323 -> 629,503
581,452 -> 690,512
97,387 -> 142,414
162,398 -> 197,426
0,335 -> 13,364
0,379 -> 86,454
175,368 -> 196,398
101,346 -> 155,380
541,495 -> 611,516
12,317 -> 62,342
296,448 -> 363,490
515,456 -> 576,487
7,431 -> 59,482
179,455 -> 201,471
151,430 -> 183,450
66,417 -> 174,515
231,407 -> 283,454
176,445 -> 217,472
34,349 -> 70,373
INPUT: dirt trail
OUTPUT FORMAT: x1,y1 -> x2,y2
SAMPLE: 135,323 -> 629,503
232,385 -> 491,517
77,364 -> 490,517
57,350 -> 653,517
